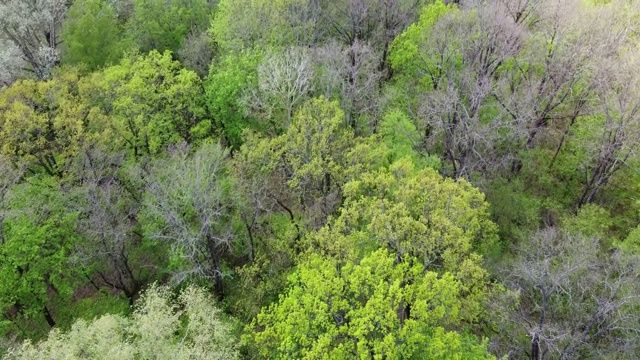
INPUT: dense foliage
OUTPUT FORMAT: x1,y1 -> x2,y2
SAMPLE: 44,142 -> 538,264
2,0 -> 640,359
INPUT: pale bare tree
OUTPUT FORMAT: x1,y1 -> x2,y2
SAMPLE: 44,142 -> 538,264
0,38 -> 26,86
576,19 -> 640,207
142,142 -> 234,300
315,40 -> 384,133
495,228 -> 640,359
245,47 -> 314,130
415,3 -> 526,180
320,0 -> 424,74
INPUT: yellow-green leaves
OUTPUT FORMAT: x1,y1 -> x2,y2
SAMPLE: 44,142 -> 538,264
0,69 -> 86,176
84,51 -> 210,156
248,249 -> 494,359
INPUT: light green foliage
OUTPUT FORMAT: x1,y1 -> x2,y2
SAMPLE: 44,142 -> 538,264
561,204 -> 613,241
0,69 -> 87,175
249,249 -> 494,359
388,0 -> 456,83
0,176 -> 78,338
205,51 -> 262,148
226,98 -> 388,320
61,0 -> 127,70
237,97 -> 387,225
314,156 -> 497,320
379,109 -> 440,169
84,51 -> 210,156
3,284 -> 239,360
126,0 -> 212,54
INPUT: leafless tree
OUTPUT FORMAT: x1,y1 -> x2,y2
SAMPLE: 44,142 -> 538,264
320,0 -> 424,74
571,5 -> 640,208
495,228 -> 640,359
0,38 -> 26,86
142,142 -> 235,300
244,47 -> 314,130
68,146 -> 145,302
494,0 -> 593,154
416,3 -> 526,180
315,40 -> 384,133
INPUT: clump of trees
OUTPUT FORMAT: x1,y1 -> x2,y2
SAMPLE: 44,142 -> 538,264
2,0 -> 640,359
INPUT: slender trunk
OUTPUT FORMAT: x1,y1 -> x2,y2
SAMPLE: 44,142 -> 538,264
43,305 -> 56,328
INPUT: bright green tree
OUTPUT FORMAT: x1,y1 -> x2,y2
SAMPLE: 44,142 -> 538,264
311,156 -> 498,320
0,176 -> 79,338
204,51 -> 262,148
248,249 -> 494,359
83,50 -> 210,157
0,69 -> 87,176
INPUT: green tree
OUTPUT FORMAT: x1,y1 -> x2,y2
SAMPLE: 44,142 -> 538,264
204,50 -> 262,148
83,51 -> 210,157
311,156 -> 498,320
125,0 -> 212,54
0,69 -> 87,176
0,176 -> 79,338
248,249 -> 495,359
61,0 -> 127,70
3,284 -> 239,360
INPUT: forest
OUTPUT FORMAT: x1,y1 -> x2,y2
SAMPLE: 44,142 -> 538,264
1,0 -> 640,358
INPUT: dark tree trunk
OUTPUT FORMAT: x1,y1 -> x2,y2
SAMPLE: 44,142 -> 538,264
43,305 -> 56,328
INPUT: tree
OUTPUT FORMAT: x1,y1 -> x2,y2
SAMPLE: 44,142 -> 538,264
211,0 -> 320,53
245,47 -> 315,130
141,142 -> 235,299
390,0 -> 527,180
3,284 -> 240,360
0,176 -> 79,337
573,4 -> 640,207
310,156 -> 498,320
315,40 -> 385,133
225,98 -> 388,320
67,145 -> 151,302
319,0 -> 425,74
60,0 -> 127,70
0,0 -> 70,80
248,249 -> 495,359
204,50 -> 262,148
0,38 -> 26,86
83,51 -> 210,157
0,69 -> 87,176
125,0 -> 212,54
235,97 -> 386,230
495,228 -> 640,359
